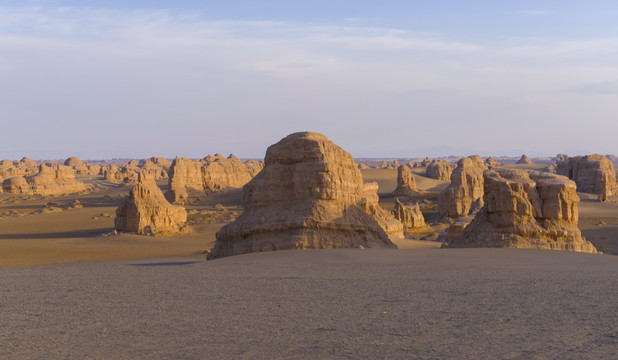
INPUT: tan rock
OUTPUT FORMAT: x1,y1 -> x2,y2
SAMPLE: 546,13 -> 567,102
2,165 -> 86,196
556,154 -> 617,197
485,157 -> 501,168
392,165 -> 419,197
426,160 -> 455,181
445,169 -> 597,253
392,198 -> 426,230
420,157 -> 432,167
358,163 -> 370,170
115,174 -> 187,235
208,132 -> 398,259
438,155 -> 487,219
379,160 -> 389,169
2,176 -> 29,194
516,154 -> 534,164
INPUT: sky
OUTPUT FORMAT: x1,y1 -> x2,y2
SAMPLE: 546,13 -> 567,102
1,0 -> 618,160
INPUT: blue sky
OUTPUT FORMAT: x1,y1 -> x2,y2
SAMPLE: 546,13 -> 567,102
1,1 -> 618,159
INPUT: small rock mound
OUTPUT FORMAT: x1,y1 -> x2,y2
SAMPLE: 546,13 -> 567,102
485,157 -> 501,168
445,169 -> 597,253
208,132 -> 399,259
115,174 -> 187,235
516,154 -> 534,164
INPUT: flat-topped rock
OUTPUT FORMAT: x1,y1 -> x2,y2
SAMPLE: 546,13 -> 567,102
426,160 -> 455,181
556,154 -> 617,199
438,155 -> 487,219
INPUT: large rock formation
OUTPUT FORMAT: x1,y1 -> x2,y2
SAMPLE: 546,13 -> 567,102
392,198 -> 426,230
115,174 -> 187,235
392,165 -> 419,197
438,155 -> 487,219
445,169 -> 597,253
0,158 -> 39,178
166,155 -> 262,204
208,132 -> 399,259
556,154 -> 617,198
426,160 -> 455,181
2,165 -> 86,196
516,154 -> 534,164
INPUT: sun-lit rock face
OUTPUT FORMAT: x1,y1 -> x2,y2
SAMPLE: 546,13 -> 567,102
392,198 -> 426,230
445,169 -> 597,253
115,174 -> 187,236
392,165 -> 418,197
208,132 -> 400,259
1,164 -> 86,196
485,157 -> 501,168
516,154 -> 534,164
438,155 -> 487,220
556,154 -> 617,198
426,160 -> 455,181
166,155 -> 262,205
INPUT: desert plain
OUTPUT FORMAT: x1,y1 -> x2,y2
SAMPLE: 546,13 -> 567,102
1,147 -> 617,359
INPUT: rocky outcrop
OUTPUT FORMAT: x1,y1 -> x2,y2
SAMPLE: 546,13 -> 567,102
516,155 -> 534,164
485,157 -> 501,168
2,165 -> 86,196
392,165 -> 419,197
0,158 -> 38,178
208,132 -> 399,259
166,155 -> 262,204
64,157 -> 100,175
392,198 -> 426,230
438,155 -> 487,219
445,169 -> 597,253
358,163 -> 370,170
553,154 -> 569,163
115,174 -> 187,235
426,160 -> 455,181
379,160 -> 389,169
556,154 -> 617,198
420,157 -> 432,167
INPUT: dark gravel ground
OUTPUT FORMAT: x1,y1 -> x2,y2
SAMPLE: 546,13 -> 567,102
1,248 -> 616,359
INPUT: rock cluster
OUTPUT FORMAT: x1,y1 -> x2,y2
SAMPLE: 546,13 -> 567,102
0,158 -> 39,178
208,132 -> 400,259
516,155 -> 534,164
445,169 -> 597,253
392,198 -> 426,230
438,155 -> 487,219
392,165 -> 419,197
2,165 -> 87,196
426,160 -> 455,181
115,174 -> 187,235
64,157 -> 100,175
485,157 -> 501,168
166,154 -> 262,204
101,157 -> 170,184
556,154 -> 617,199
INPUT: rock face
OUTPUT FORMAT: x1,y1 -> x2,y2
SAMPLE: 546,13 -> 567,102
420,157 -> 432,167
446,169 -> 597,253
64,157 -> 100,175
485,157 -> 501,168
426,160 -> 455,181
556,154 -> 617,198
392,165 -> 418,197
392,198 -> 426,230
0,158 -> 39,178
2,165 -> 86,196
517,155 -> 534,164
438,155 -> 487,219
208,132 -> 399,259
166,155 -> 262,204
115,174 -> 187,235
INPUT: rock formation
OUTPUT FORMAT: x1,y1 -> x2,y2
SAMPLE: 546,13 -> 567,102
392,198 -> 426,230
556,154 -> 617,199
420,157 -> 432,167
485,157 -> 501,168
379,160 -> 389,169
358,163 -> 370,170
438,155 -> 487,219
426,160 -> 455,181
517,154 -> 534,164
554,154 -> 569,163
392,165 -> 419,197
115,174 -> 187,235
445,169 -> 597,253
2,165 -> 86,196
208,132 -> 400,259
166,155 -> 262,204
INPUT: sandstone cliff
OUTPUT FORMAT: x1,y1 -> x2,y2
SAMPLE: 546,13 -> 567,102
556,154 -> 617,198
438,155 -> 487,219
426,160 -> 455,181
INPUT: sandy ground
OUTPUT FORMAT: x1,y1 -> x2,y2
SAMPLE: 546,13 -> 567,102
1,249 -> 616,359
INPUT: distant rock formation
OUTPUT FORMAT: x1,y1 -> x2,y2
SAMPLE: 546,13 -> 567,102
358,163 -> 370,170
438,155 -> 487,219
392,198 -> 426,230
420,157 -> 432,167
426,160 -> 455,181
208,132 -> 399,259
115,174 -> 187,235
556,155 -> 617,199
392,165 -> 419,197
2,165 -> 86,196
516,154 -> 534,164
553,154 -> 569,163
0,158 -> 39,178
379,160 -> 389,169
445,169 -> 597,253
166,154 -> 262,205
64,157 -> 100,175
485,157 -> 501,168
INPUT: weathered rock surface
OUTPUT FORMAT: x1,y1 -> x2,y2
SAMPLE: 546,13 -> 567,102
426,160 -> 455,181
166,155 -> 262,204
438,155 -> 487,219
516,155 -> 534,164
392,198 -> 426,230
485,157 -> 501,168
420,157 -> 432,167
556,154 -> 617,198
115,174 -> 187,235
445,169 -> 597,253
392,165 -> 419,197
2,165 -> 86,196
209,132 -> 399,259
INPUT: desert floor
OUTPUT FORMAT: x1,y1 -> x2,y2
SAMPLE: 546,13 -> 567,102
1,167 -> 617,358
